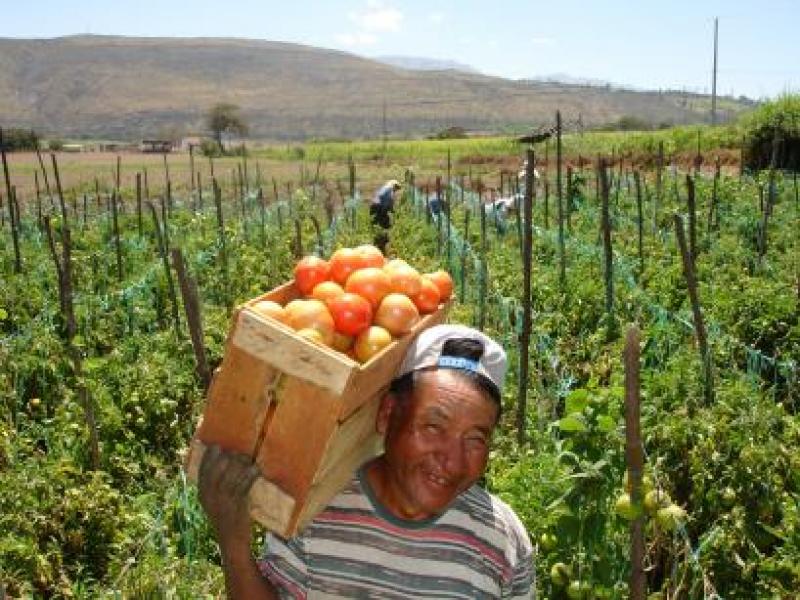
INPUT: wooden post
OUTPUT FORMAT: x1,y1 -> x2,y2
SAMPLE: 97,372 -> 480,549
189,144 -> 196,201
136,173 -> 143,236
116,155 -> 121,190
146,200 -> 181,337
686,175 -> 697,264
517,149 -> 535,445
34,170 -> 42,228
556,111 -> 566,286
655,141 -> 663,234
111,190 -> 124,281
674,213 -> 714,406
1,132 -> 22,273
599,160 -> 614,320
213,178 -> 231,310
708,156 -> 720,233
478,182 -> 487,331
309,215 -> 323,257
171,248 -> 211,390
294,219 -> 303,259
634,171 -> 644,279
460,210 -> 470,304
624,325 -> 646,600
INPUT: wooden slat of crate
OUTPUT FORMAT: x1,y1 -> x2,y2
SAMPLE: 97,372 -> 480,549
193,341 -> 278,456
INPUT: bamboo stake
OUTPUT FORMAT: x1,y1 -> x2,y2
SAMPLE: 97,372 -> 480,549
634,171 -> 644,279
599,160 -> 614,320
686,175 -> 697,264
111,190 -> 124,281
212,178 -> 231,310
1,133 -> 22,273
556,111 -> 566,286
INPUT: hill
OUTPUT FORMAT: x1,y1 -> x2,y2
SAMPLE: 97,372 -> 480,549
0,35 -> 754,141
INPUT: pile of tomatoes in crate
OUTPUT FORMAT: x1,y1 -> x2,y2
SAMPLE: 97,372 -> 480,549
251,244 -> 453,363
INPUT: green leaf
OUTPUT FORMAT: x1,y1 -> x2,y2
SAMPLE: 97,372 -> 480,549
0,308 -> 7,320
597,415 -> 616,432
565,389 -> 590,414
559,415 -> 587,433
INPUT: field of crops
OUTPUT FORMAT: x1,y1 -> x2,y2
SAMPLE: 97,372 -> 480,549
1,120 -> 798,598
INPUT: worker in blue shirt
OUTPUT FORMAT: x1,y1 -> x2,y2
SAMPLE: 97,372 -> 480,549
370,179 -> 402,253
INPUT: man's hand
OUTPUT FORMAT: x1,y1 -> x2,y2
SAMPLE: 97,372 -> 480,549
198,444 -> 260,549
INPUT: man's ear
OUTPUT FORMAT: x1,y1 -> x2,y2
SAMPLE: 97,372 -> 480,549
376,391 -> 399,435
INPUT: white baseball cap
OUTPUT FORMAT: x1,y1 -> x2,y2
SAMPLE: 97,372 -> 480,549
396,324 -> 507,395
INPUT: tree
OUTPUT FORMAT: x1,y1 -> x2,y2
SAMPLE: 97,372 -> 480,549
206,103 -> 248,152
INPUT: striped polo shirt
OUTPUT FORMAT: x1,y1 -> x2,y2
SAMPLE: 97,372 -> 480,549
257,467 -> 535,599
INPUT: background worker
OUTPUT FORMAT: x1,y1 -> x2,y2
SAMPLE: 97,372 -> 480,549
370,178 -> 402,253
198,324 -> 535,599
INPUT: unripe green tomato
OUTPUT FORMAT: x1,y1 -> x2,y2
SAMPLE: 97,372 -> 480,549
644,489 -> 671,515
550,562 -> 572,587
567,580 -> 592,599
615,493 -> 642,521
539,532 -> 558,551
656,504 -> 687,531
624,470 -> 653,494
721,487 -> 736,507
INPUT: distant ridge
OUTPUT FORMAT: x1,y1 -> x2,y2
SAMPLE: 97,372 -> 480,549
0,35 -> 753,140
374,56 -> 479,74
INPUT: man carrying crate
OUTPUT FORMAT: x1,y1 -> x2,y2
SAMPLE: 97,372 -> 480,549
199,324 -> 535,599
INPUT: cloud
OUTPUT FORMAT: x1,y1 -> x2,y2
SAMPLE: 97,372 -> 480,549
348,1 -> 403,32
335,32 -> 378,47
428,11 -> 445,25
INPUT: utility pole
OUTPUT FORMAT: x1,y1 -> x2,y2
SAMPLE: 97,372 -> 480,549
711,17 -> 719,125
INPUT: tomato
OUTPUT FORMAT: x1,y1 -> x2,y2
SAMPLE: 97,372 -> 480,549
356,244 -> 386,268
353,326 -> 393,363
550,562 -> 572,587
567,580 -> 591,600
644,489 -> 671,515
374,293 -> 420,336
539,532 -> 557,552
385,262 -> 422,296
329,247 -> 362,285
327,292 -> 373,337
294,256 -> 331,296
331,331 -> 355,353
614,493 -> 642,521
345,267 -> 392,309
250,299 -> 288,325
383,258 -> 409,271
311,280 -> 345,303
285,299 -> 335,346
296,327 -> 325,346
409,277 -> 441,314
424,270 -> 454,301
655,504 -> 686,531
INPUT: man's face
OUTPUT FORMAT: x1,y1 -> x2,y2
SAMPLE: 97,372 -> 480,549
373,369 -> 499,521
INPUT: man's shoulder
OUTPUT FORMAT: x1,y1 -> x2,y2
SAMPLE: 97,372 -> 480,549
451,486 -> 532,550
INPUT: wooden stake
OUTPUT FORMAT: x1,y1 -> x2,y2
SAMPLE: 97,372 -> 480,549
146,200 -> 181,337
171,247 -> 211,390
517,149 -> 535,445
624,325 -> 646,600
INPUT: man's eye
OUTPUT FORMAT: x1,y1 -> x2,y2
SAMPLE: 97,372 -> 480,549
465,436 -> 488,448
424,423 -> 443,434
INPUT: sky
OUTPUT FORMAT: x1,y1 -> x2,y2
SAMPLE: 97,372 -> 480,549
1,0 -> 798,99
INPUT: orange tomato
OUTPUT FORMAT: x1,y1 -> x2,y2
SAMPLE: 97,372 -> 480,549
374,293 -> 420,336
424,270 -> 454,301
331,331 -> 355,353
345,267 -> 392,310
385,262 -> 423,296
311,280 -> 345,303
410,277 -> 441,314
329,247 -> 362,285
293,256 -> 331,296
250,299 -> 288,324
285,299 -> 335,346
353,325 -> 394,363
356,244 -> 386,268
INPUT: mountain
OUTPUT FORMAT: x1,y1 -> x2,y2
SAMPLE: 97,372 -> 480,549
0,35 -> 752,140
374,56 -> 479,74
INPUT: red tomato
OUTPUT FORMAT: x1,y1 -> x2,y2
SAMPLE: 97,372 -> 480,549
353,325 -> 394,363
294,256 -> 331,296
344,267 -> 392,310
385,262 -> 423,297
356,244 -> 386,268
250,300 -> 288,325
410,277 -> 441,314
285,299 -> 335,346
311,280 -> 345,303
329,247 -> 362,285
327,292 -> 373,337
424,270 -> 454,301
374,293 -> 420,336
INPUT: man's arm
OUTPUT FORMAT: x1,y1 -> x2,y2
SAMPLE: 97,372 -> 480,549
198,445 -> 280,600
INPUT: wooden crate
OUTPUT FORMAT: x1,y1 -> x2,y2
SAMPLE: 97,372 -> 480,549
186,281 -> 449,537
